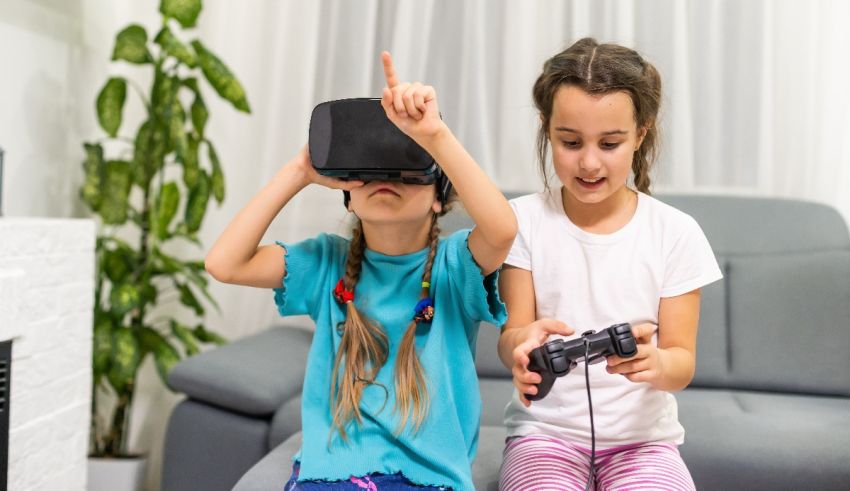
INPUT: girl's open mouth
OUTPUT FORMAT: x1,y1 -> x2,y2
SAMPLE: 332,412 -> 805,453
576,177 -> 606,189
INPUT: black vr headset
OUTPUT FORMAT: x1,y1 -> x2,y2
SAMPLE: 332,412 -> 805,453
308,98 -> 452,209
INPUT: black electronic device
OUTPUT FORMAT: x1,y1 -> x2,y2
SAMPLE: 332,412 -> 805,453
308,98 -> 451,208
525,323 -> 638,401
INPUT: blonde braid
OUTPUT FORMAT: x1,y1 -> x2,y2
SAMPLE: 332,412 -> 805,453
330,222 -> 389,442
394,213 -> 440,434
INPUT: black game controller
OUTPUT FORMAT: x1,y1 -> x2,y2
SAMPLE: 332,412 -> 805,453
525,323 -> 638,401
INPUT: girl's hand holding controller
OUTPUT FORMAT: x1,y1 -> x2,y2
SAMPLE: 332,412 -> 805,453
511,319 -> 574,407
605,323 -> 662,384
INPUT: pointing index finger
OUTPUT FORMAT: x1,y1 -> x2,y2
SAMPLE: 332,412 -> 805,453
381,51 -> 399,88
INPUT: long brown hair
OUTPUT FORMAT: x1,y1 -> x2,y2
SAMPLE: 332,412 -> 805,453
532,37 -> 662,194
330,189 -> 456,441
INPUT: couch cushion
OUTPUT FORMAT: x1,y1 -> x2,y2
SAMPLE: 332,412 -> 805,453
479,378 -> 514,426
168,326 -> 312,415
473,425 -> 507,491
475,322 -> 511,378
270,395 -> 302,449
726,251 -> 850,396
163,400 -> 270,491
691,256 -> 730,387
233,433 -> 301,491
677,388 -> 850,490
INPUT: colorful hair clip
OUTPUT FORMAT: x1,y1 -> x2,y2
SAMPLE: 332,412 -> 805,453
333,279 -> 355,304
413,297 -> 435,323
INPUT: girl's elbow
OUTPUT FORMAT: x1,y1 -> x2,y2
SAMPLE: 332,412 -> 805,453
204,255 -> 233,283
501,212 -> 519,245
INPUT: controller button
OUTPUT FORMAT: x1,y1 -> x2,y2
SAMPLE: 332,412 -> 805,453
619,338 -> 637,355
581,330 -> 595,337
613,323 -> 631,335
551,356 -> 569,373
546,342 -> 561,354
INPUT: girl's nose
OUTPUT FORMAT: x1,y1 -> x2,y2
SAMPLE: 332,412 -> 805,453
578,151 -> 603,173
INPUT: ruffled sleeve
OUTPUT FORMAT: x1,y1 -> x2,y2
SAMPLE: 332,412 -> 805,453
441,229 -> 507,327
272,233 -> 347,319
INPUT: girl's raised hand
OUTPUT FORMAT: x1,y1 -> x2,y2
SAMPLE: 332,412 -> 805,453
380,51 -> 445,141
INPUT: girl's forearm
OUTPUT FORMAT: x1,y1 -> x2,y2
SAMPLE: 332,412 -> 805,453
498,326 -> 525,369
420,124 -> 517,247
652,347 -> 696,392
205,163 -> 309,280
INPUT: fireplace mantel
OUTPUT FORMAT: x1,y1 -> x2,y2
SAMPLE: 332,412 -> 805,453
0,218 -> 95,490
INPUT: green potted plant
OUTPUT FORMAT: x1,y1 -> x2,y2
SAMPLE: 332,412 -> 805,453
80,0 -> 250,488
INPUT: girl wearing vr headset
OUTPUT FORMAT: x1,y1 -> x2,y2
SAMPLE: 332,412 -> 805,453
206,52 -> 515,491
497,39 -> 722,490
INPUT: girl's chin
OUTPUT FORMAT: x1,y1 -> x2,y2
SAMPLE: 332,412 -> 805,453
564,184 -> 611,204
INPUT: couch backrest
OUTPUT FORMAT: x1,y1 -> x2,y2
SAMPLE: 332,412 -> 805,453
443,193 -> 850,397
660,195 -> 850,396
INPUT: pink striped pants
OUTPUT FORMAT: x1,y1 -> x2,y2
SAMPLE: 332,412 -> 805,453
499,434 -> 696,491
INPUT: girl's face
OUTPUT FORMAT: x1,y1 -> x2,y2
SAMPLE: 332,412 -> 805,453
347,181 -> 441,224
548,85 -> 646,205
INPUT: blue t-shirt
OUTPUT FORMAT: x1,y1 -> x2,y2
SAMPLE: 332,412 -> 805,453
273,229 -> 506,491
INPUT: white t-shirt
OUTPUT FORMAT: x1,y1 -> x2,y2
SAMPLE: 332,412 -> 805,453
503,189 -> 723,448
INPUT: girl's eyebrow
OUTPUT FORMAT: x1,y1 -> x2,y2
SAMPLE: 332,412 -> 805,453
554,126 -> 628,136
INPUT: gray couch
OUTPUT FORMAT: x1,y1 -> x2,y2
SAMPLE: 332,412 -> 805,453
162,194 -> 850,490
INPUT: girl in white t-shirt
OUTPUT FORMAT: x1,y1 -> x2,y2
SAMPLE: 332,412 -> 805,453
497,38 -> 723,491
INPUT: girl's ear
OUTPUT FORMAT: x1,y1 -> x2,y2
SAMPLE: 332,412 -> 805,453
635,127 -> 647,150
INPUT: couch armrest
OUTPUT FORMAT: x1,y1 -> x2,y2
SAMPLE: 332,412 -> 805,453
168,325 -> 313,416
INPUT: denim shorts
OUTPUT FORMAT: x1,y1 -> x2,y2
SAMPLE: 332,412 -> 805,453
284,462 -> 448,491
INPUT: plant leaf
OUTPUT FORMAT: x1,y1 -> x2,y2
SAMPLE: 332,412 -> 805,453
193,324 -> 227,345
133,120 -> 167,187
93,314 -> 113,385
154,26 -> 197,67
154,181 -> 180,240
102,245 -> 136,283
176,281 -> 204,316
152,249 -> 219,310
182,78 -> 207,137
100,160 -> 133,225
107,328 -> 141,394
191,40 -> 251,113
153,248 -> 181,274
139,281 -> 158,308
81,143 -> 104,211
170,320 -> 200,355
112,24 -> 152,64
191,93 -> 208,137
109,283 -> 140,316
180,133 -> 199,189
159,0 -> 202,29
138,327 -> 181,386
169,99 -> 188,160
152,70 -> 179,121
184,170 -> 210,232
96,77 -> 127,137
206,140 -> 224,204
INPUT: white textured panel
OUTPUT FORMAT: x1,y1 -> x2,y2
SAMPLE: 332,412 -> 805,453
0,220 -> 94,491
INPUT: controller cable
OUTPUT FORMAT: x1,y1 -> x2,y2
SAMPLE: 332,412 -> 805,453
583,340 -> 597,491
